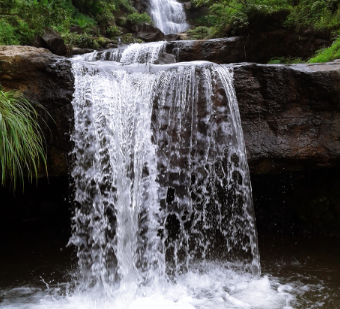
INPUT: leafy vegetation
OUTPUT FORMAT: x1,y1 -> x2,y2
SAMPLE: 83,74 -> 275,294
191,0 -> 290,37
190,0 -> 340,61
268,57 -> 305,64
308,37 -> 340,63
126,12 -> 153,25
0,0 -> 152,47
0,88 -> 48,191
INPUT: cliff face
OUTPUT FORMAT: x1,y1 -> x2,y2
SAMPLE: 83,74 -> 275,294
165,30 -> 331,64
0,46 -> 74,177
233,62 -> 340,174
1,46 -> 340,176
1,45 -> 340,234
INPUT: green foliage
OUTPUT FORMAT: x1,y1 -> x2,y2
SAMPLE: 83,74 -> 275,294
191,0 -> 290,35
187,26 -> 210,39
62,32 -> 112,48
0,89 -> 48,191
126,12 -> 153,25
0,0 -> 144,48
268,57 -> 305,63
107,25 -> 122,38
121,33 -> 143,44
73,13 -> 96,30
285,0 -> 340,31
0,20 -> 21,45
0,0 -> 75,44
308,36 -> 340,62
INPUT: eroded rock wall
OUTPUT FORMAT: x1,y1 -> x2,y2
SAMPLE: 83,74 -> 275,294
1,46 -> 340,235
0,46 -> 74,177
1,46 -> 340,177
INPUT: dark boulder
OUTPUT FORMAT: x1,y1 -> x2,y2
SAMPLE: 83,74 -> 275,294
153,52 -> 176,64
133,23 -> 165,42
41,27 -> 67,56
164,34 -> 181,41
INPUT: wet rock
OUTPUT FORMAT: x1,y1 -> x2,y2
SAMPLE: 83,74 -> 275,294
71,47 -> 94,55
165,30 -> 331,63
233,62 -> 340,174
164,34 -> 181,41
177,32 -> 188,40
1,46 -> 340,178
131,0 -> 146,12
41,27 -> 67,56
133,23 -> 165,42
0,46 -> 74,177
154,52 -> 176,64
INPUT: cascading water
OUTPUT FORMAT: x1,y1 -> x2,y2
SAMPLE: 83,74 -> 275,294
1,43 -> 324,309
148,0 -> 189,35
66,42 -> 263,307
82,42 -> 166,64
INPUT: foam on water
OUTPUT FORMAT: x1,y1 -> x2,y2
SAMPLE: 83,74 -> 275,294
0,263 -> 308,309
0,46 -> 310,308
82,42 -> 166,64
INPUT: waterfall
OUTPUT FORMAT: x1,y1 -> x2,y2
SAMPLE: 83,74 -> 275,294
69,44 -> 260,304
148,0 -> 189,35
82,42 -> 166,64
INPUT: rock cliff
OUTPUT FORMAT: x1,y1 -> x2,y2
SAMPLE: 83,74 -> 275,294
1,46 -> 340,177
1,45 -> 340,234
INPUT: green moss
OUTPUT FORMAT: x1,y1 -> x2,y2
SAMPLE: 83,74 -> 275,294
268,57 -> 305,64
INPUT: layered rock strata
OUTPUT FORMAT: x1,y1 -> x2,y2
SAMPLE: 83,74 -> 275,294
1,46 -> 339,177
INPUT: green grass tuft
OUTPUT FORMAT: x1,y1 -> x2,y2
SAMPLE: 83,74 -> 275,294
308,37 -> 340,63
0,89 -> 48,191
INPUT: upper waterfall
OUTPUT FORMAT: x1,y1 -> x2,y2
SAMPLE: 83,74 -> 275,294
148,0 -> 189,35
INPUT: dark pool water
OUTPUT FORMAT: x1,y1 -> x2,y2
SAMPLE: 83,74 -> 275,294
0,218 -> 339,309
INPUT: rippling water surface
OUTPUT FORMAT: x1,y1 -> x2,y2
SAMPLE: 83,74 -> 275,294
1,233 -> 339,309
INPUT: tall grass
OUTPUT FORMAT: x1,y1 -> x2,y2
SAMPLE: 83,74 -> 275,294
308,37 -> 340,63
0,89 -> 48,191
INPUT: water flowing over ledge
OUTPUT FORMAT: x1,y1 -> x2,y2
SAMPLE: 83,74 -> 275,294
69,58 -> 260,295
1,45 -> 340,309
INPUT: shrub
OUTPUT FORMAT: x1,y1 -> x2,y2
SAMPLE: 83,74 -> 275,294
126,12 -> 153,25
187,26 -> 210,39
121,33 -> 143,43
0,89 -> 48,191
73,13 -> 97,30
0,20 -> 21,45
107,25 -> 122,37
285,0 -> 340,31
308,37 -> 340,63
